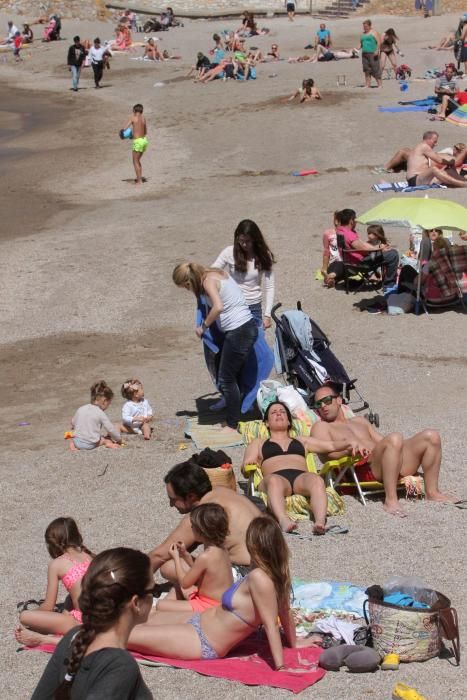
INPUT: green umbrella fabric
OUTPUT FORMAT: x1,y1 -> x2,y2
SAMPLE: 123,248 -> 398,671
358,197 -> 467,231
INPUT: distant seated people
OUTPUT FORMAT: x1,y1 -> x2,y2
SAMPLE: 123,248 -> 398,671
144,37 -> 162,60
332,208 -> 400,294
22,23 -> 33,43
212,33 -> 224,51
426,32 -> 455,49
112,23 -> 132,50
301,78 -> 322,101
375,140 -> 467,174
434,64 -> 459,119
4,20 -> 19,44
255,43 -> 280,61
321,211 -> 342,287
406,131 -> 467,188
310,382 -> 458,518
315,23 -> 331,48
189,52 -> 212,79
42,15 -> 60,42
166,7 -> 181,27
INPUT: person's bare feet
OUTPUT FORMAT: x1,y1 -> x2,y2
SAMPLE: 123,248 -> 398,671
15,626 -> 46,648
312,524 -> 326,535
426,491 -> 458,503
280,518 -> 298,533
383,501 -> 408,518
69,441 -> 78,451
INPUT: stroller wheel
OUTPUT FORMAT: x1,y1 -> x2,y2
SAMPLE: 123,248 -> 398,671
373,413 -> 380,428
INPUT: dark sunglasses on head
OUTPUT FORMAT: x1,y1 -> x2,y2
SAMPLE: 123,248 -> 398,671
313,394 -> 337,409
138,584 -> 160,598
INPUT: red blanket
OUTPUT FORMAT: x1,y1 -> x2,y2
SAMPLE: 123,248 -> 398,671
29,637 -> 325,694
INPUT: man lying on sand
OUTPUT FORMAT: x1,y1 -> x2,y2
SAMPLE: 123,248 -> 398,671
148,461 -> 261,581
310,382 -> 457,518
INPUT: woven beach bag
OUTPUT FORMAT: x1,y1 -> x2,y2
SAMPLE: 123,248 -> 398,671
364,593 -> 460,665
202,464 -> 237,491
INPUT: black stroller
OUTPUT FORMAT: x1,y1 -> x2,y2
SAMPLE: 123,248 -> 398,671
271,302 -> 380,425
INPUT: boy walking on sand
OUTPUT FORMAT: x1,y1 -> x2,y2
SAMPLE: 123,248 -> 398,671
122,104 -> 148,185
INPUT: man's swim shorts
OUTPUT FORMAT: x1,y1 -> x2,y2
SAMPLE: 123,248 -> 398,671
132,136 -> 149,153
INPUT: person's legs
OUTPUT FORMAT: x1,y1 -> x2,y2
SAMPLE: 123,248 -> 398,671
128,621 -> 205,658
217,321 -> 257,429
381,248 -> 400,287
19,609 -> 78,637
384,147 -> 411,171
425,166 -> 467,187
438,94 -> 450,118
132,151 -> 143,183
293,473 -> 327,533
261,473 -> 296,532
70,65 -> 80,90
368,433 -> 405,515
400,430 -> 456,502
388,51 -> 398,71
380,52 -> 387,71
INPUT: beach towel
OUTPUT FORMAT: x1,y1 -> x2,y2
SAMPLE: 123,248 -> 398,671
197,296 -> 274,414
28,639 -> 325,694
398,96 -> 438,106
372,181 -> 447,193
378,105 -> 429,113
185,416 -> 244,449
292,580 -> 366,617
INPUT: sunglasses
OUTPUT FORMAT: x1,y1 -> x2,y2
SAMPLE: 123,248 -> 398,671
313,394 -> 337,409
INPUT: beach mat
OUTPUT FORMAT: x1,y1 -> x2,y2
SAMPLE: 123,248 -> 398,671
185,416 -> 244,449
372,181 -> 447,193
29,639 -> 325,694
378,105 -> 429,113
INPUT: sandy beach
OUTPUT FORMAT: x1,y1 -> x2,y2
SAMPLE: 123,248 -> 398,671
0,9 -> 466,699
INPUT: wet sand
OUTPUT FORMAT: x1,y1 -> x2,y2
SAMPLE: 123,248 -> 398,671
0,11 -> 466,700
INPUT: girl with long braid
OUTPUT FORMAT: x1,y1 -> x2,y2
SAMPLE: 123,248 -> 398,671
31,548 -> 154,699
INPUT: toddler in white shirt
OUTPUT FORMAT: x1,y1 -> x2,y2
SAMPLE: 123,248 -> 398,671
121,379 -> 153,440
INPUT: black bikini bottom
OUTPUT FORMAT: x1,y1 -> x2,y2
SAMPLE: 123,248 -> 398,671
273,469 -> 305,489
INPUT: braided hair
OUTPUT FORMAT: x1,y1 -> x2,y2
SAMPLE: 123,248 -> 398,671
54,547 -> 150,700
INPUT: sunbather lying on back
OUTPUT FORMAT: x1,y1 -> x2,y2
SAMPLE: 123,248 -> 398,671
242,401 -> 366,533
310,382 -> 458,518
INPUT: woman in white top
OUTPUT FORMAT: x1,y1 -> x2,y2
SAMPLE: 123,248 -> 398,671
212,219 -> 275,329
173,263 -> 258,430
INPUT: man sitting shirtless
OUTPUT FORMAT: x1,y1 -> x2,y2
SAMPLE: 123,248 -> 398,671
406,131 -> 467,188
149,461 -> 260,581
310,382 -> 455,517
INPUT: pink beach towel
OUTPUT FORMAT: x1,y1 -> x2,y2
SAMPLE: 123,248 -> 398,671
28,637 -> 325,694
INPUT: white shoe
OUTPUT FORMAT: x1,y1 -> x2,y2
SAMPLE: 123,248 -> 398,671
209,397 -> 227,411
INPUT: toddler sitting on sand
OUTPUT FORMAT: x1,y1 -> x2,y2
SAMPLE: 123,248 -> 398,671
121,378 -> 153,439
71,380 -> 122,450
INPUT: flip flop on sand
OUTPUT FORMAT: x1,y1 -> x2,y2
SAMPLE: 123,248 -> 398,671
443,500 -> 467,509
286,524 -> 349,540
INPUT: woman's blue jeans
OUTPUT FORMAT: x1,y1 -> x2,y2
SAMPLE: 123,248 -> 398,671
217,319 -> 258,428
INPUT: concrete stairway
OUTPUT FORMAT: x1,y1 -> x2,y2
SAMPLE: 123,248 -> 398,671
313,0 -> 370,19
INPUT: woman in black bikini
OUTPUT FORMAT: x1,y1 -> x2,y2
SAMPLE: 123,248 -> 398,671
380,28 -> 399,75
242,402 -> 363,533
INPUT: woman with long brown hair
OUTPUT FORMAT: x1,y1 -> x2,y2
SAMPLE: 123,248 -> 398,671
31,548 -> 154,699
212,219 -> 276,329
127,517 -> 318,670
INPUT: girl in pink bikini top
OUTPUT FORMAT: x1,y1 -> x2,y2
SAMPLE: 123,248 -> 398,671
15,517 -> 94,649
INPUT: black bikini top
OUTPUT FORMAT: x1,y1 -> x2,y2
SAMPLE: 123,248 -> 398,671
262,437 -> 306,461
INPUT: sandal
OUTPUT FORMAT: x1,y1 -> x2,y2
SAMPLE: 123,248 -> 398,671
392,683 -> 427,700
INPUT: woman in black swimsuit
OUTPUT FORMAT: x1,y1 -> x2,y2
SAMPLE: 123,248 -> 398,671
380,28 -> 399,74
243,401 -> 363,533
